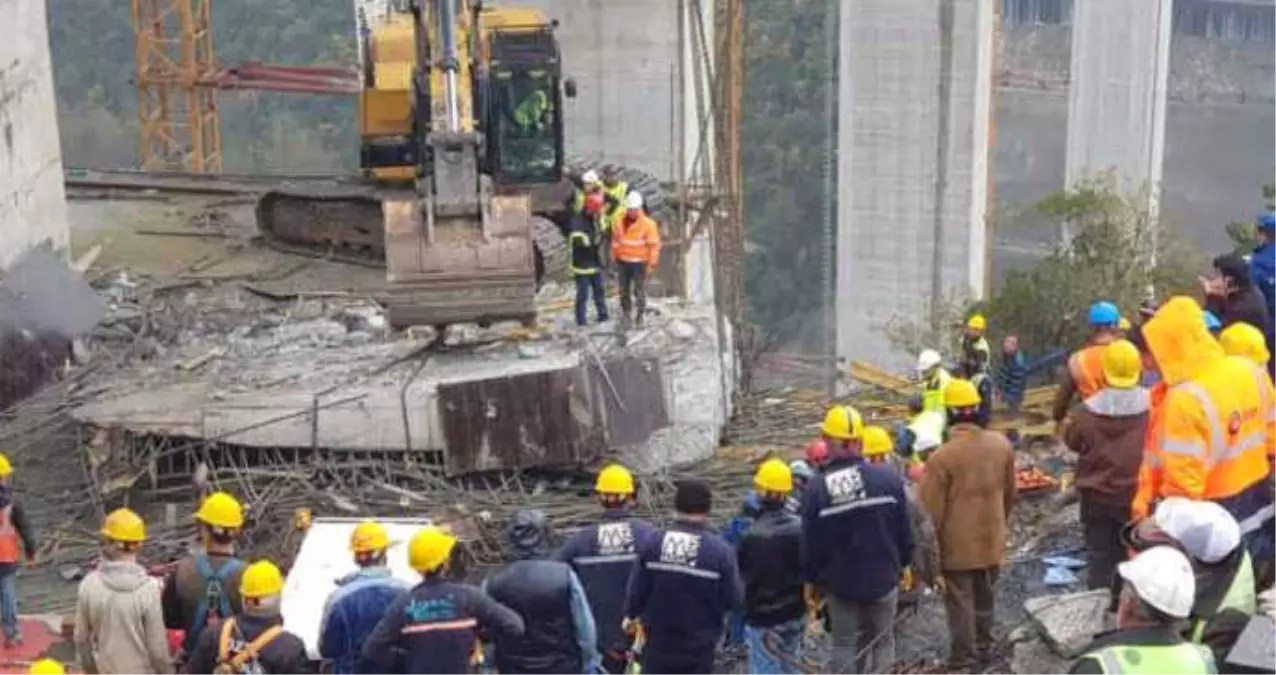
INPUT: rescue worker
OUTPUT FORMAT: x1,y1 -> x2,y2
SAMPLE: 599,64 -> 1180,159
961,314 -> 991,377
556,464 -> 657,674
28,660 -> 63,675
623,479 -> 743,674
920,380 -> 1016,670
1063,339 -> 1149,609
1070,546 -> 1215,675
863,426 -> 939,602
1250,212 -> 1275,323
1203,253 -> 1273,353
570,170 -> 605,215
899,394 -> 944,463
162,492 -> 246,658
0,453 -> 35,648
318,520 -> 411,674
737,459 -> 804,675
569,191 -> 610,327
611,191 -> 661,328
599,168 -> 629,235
1053,301 -> 1122,428
1220,322 -> 1271,368
801,406 -> 912,674
485,510 -> 599,675
917,349 -> 952,418
186,560 -> 311,674
361,526 -> 525,674
1125,498 -> 1255,668
74,508 -> 172,674
1130,296 -> 1275,569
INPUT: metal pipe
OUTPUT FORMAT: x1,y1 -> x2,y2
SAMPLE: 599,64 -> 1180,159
437,0 -> 462,131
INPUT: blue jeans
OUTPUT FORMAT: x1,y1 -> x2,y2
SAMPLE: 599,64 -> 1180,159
574,273 -> 608,325
744,619 -> 804,675
0,568 -> 18,640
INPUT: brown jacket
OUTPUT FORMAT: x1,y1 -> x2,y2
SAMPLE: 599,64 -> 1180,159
1062,387 -> 1149,508
919,424 -> 1017,571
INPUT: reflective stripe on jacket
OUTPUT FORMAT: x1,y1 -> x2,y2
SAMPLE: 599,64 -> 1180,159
1191,550 -> 1256,643
920,369 -> 952,417
611,214 -> 661,266
1133,298 -> 1275,534
1083,642 -> 1215,674
601,182 -> 628,232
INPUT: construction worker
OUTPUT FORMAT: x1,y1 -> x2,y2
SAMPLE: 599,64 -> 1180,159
512,87 -> 550,136
611,191 -> 661,328
318,520 -> 411,674
997,334 -> 1029,415
920,380 -> 1016,670
162,491 -> 246,657
1130,296 -> 1275,570
361,526 -> 524,673
1124,498 -> 1255,668
570,170 -> 605,215
599,167 -> 630,235
485,510 -> 599,675
801,406 -> 912,674
803,438 -> 830,471
1203,253 -> 1273,355
28,660 -> 63,675
788,460 -> 815,510
0,453 -> 35,648
74,508 -> 172,674
186,560 -> 310,674
899,395 -> 944,463
556,464 -> 656,674
1061,340 -> 1149,611
736,459 -> 804,675
1220,322 -> 1271,368
961,314 -> 991,377
623,479 -> 743,674
916,349 -> 952,418
1053,300 -> 1122,428
569,191 -> 610,326
863,425 -> 939,602
1070,546 -> 1215,675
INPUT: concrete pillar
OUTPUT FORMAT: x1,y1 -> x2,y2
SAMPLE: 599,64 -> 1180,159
0,0 -> 70,267
835,0 -> 995,372
1064,0 -> 1172,215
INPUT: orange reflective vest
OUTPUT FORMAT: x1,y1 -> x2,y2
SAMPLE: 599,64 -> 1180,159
1130,298 -> 1275,535
1068,343 -> 1108,400
0,506 -> 19,563
611,214 -> 661,266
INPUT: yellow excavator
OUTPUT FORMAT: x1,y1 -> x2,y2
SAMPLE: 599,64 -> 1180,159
256,0 -> 578,328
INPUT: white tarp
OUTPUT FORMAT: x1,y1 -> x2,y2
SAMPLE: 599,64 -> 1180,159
281,517 -> 430,659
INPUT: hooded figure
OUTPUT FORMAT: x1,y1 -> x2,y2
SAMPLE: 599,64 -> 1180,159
485,510 -> 600,674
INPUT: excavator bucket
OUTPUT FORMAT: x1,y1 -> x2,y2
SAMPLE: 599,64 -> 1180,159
382,193 -> 538,329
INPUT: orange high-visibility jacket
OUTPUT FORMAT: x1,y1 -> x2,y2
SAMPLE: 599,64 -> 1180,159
1068,342 -> 1109,400
611,214 -> 661,267
1130,297 -> 1275,535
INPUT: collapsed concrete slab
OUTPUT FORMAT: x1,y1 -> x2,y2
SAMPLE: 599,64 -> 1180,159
72,297 -> 731,475
1025,589 -> 1110,658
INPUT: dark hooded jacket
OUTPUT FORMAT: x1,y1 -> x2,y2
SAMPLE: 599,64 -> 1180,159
555,508 -> 657,655
485,510 -> 599,674
185,613 -> 312,674
1062,386 -> 1150,508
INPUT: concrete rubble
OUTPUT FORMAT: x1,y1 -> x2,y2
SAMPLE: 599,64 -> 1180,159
1024,589 -> 1110,658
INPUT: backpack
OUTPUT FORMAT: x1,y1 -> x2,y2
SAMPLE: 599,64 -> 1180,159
214,618 -> 283,675
184,554 -> 246,653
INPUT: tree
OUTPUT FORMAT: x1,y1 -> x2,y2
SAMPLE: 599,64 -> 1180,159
1223,182 -> 1274,254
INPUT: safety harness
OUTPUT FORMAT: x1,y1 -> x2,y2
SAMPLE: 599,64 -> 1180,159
185,553 -> 246,653
214,617 -> 283,675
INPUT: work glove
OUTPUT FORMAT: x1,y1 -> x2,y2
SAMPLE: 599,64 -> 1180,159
469,641 -> 486,668
621,617 -> 643,640
899,566 -> 914,592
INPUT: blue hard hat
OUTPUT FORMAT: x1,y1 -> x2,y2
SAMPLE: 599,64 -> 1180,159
1258,212 -> 1276,231
1204,310 -> 1221,331
1088,301 -> 1120,327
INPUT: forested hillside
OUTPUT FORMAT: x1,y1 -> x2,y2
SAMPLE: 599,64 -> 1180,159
49,0 -> 358,172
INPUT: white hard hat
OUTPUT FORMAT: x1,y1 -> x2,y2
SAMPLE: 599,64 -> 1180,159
1118,545 -> 1196,619
917,349 -> 943,372
625,191 -> 644,210
1153,497 -> 1241,564
581,170 -> 601,186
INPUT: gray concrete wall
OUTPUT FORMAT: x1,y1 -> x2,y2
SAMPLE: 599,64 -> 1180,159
836,0 -> 994,371
0,0 -> 69,267
514,0 -> 680,178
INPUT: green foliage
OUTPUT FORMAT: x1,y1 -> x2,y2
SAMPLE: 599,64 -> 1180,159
741,0 -> 834,349
48,0 -> 357,172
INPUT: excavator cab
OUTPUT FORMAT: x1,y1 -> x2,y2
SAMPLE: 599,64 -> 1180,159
483,26 -> 567,187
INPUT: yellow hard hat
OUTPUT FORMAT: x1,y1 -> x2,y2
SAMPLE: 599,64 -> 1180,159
967,314 -> 987,332
595,464 -> 635,495
1220,322 -> 1270,366
195,491 -> 245,529
0,453 -> 13,478
1101,339 -> 1142,388
943,379 -> 982,408
350,520 -> 391,554
1118,316 -> 1132,331
101,508 -> 146,543
240,560 -> 284,599
821,405 -> 864,440
29,659 -> 64,675
753,458 -> 793,494
862,426 -> 894,457
408,526 -> 457,573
